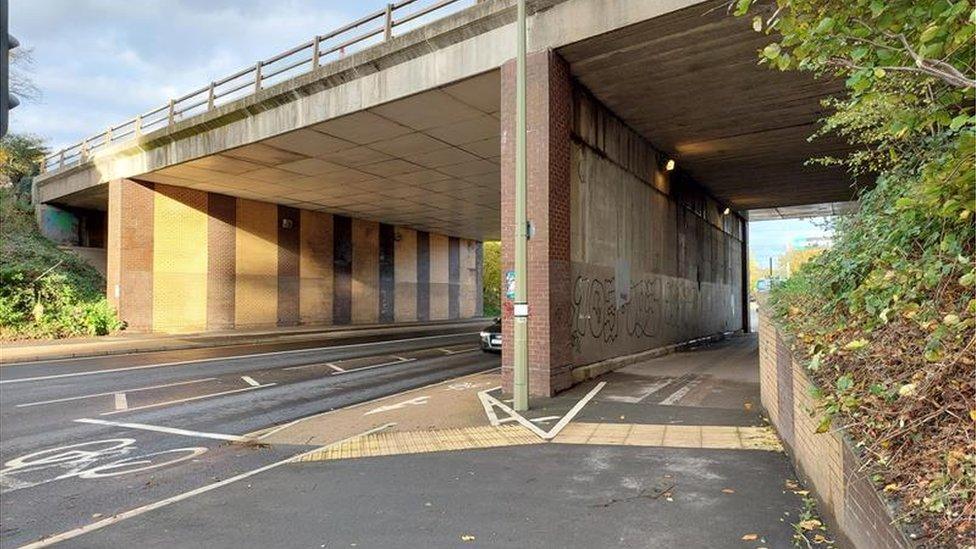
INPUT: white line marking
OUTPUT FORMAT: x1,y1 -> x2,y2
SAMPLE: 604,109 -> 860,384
544,382 -> 607,439
530,416 -> 561,423
477,382 -> 607,440
600,379 -> 672,404
438,347 -> 479,355
74,418 -> 246,442
330,358 -> 416,376
659,375 -> 703,406
0,332 -> 480,384
98,384 -> 276,416
15,378 -> 218,408
113,393 -> 127,411
363,396 -> 429,416
477,387 -> 503,426
326,363 -> 345,373
240,376 -> 260,387
19,423 -> 397,549
244,368 -> 499,440
480,393 -> 551,438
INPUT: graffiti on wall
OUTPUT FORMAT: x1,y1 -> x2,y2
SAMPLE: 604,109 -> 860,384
570,271 -> 703,356
571,274 -> 656,353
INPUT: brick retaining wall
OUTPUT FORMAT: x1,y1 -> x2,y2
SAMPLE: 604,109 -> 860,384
758,306 -> 914,549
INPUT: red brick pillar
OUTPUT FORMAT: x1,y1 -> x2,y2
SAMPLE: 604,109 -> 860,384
106,179 -> 155,332
500,50 -> 573,397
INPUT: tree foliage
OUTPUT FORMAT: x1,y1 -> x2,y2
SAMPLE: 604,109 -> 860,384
482,241 -> 501,317
734,0 -> 975,544
0,133 -> 47,195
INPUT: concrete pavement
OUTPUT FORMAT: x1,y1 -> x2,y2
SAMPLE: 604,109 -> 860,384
15,334 -> 833,548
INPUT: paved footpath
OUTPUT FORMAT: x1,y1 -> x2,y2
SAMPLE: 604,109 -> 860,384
21,335 -> 831,548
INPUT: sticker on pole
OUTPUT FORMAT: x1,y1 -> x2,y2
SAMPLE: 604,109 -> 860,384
505,270 -> 516,300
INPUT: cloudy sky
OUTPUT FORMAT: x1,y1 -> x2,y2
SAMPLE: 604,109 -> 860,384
9,0 -> 442,150
11,0 -> 831,256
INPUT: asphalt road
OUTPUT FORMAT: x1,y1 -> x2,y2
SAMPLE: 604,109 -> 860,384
0,325 -> 499,548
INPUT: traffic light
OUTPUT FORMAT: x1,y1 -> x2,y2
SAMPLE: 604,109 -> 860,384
1,0 -> 18,138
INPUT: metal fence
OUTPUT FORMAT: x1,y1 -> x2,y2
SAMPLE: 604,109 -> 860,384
40,0 -> 471,174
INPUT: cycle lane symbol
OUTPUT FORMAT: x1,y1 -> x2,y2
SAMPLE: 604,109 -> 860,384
0,438 -> 208,494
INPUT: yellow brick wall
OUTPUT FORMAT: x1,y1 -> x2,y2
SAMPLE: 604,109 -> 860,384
394,227 -> 418,323
758,306 -> 780,426
460,239 -> 477,318
235,199 -> 278,327
429,233 -> 449,320
351,218 -> 379,324
299,210 -> 333,325
791,360 -> 847,522
152,185 -> 208,332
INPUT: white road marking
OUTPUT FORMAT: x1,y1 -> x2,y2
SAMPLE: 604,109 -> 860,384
98,384 -> 276,416
600,379 -> 672,404
544,382 -> 607,439
330,357 -> 416,376
240,375 -> 260,387
478,382 -> 607,440
74,418 -> 247,442
363,396 -> 429,416
326,363 -> 345,373
243,368 -> 499,440
438,347 -> 479,355
0,331 -> 480,384
479,393 -> 550,438
659,375 -> 703,406
477,386 -> 504,426
18,423 -> 397,549
15,378 -> 219,408
530,416 -> 561,423
113,393 -> 127,411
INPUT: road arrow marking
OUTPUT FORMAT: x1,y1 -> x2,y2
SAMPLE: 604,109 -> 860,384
363,396 -> 429,416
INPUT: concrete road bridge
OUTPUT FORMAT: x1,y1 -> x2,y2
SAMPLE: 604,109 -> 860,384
33,0 -> 857,396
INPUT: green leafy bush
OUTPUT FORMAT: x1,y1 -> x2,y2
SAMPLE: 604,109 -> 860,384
735,0 -> 975,543
482,241 -> 501,317
0,188 -> 121,339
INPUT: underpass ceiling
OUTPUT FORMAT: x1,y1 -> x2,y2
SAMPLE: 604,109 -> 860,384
559,0 -> 860,211
139,71 -> 502,242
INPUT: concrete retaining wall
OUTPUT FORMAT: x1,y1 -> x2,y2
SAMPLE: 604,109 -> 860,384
569,86 -> 744,366
106,179 -> 482,333
758,306 -> 914,549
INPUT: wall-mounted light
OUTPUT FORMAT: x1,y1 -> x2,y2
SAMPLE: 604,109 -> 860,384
665,159 -> 676,172
394,230 -> 403,242
722,207 -> 731,215
281,218 -> 294,229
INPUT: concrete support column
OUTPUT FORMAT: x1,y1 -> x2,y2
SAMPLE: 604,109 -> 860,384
500,50 -> 573,397
106,179 -> 155,332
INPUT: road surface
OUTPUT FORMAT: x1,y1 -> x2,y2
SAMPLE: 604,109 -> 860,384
0,324 -> 498,548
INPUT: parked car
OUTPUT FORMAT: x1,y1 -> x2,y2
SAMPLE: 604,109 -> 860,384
480,318 -> 501,353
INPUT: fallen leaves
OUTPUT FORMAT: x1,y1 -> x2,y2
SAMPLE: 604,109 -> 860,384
740,533 -> 759,541
459,534 -> 475,542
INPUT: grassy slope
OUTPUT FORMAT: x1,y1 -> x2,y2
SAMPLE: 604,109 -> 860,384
0,187 -> 113,339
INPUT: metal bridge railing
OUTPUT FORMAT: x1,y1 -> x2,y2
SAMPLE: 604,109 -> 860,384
40,0 -> 471,174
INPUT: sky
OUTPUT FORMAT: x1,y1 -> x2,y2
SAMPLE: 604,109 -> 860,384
12,0 -> 830,258
749,217 -> 834,268
9,0 -> 458,150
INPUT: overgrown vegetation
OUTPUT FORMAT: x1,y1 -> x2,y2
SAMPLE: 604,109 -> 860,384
0,137 -> 121,340
482,241 -> 501,317
734,0 -> 975,544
